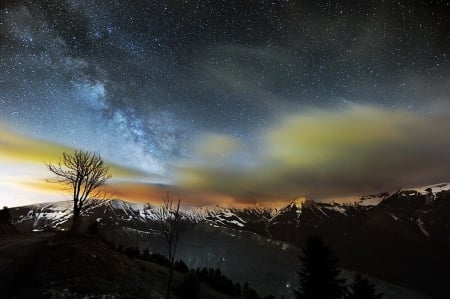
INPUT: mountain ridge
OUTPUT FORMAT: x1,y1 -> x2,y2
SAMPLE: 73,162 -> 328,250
8,183 -> 450,298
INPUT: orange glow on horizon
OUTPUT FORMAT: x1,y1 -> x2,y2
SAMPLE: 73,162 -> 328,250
0,123 -> 365,209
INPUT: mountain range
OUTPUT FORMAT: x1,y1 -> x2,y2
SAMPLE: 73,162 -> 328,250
8,183 -> 450,298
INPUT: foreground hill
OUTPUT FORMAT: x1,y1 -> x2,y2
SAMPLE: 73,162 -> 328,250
0,232 -> 235,299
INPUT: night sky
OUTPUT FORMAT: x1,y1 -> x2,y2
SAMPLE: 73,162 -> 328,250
1,0 -> 449,207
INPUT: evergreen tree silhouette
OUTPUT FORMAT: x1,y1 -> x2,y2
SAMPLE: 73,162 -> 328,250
142,248 -> 150,260
346,274 -> 383,299
0,206 -> 16,234
0,206 -> 11,224
295,236 -> 346,299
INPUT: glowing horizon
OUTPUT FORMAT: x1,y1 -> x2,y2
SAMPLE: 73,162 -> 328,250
2,104 -> 450,210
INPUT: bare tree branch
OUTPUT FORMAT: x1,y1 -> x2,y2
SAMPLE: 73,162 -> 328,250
47,150 -> 112,231
155,192 -> 183,299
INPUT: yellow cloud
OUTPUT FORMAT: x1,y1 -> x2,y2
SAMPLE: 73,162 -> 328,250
0,123 -> 150,179
265,106 -> 404,167
176,104 -> 450,200
0,124 -> 73,163
191,133 -> 242,160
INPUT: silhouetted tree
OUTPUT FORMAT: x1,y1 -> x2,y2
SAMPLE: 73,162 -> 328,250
243,282 -> 250,295
346,274 -> 383,299
142,248 -> 151,260
148,253 -> 171,267
295,236 -> 347,299
0,206 -> 11,223
194,267 -> 242,296
174,260 -> 189,273
47,150 -> 111,231
234,283 -> 242,296
124,246 -> 141,259
242,282 -> 260,299
0,206 -> 16,234
156,192 -> 182,299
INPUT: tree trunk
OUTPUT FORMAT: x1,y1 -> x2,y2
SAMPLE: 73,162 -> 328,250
166,267 -> 174,299
71,205 -> 80,232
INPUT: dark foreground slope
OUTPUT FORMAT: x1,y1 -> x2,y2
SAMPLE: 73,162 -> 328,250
0,232 -> 233,299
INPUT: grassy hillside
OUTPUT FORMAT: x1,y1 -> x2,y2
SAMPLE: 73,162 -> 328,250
0,232 -> 235,299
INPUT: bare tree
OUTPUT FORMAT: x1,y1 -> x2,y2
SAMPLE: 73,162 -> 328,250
156,192 -> 182,299
47,150 -> 111,231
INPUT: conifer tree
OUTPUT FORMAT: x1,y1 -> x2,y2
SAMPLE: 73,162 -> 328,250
346,274 -> 383,299
295,236 -> 346,299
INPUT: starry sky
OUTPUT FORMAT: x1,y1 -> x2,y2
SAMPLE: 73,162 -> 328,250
0,0 -> 449,207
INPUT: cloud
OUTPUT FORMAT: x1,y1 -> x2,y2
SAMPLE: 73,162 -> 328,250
23,179 -> 251,208
99,182 -> 244,208
0,124 -> 169,207
191,133 -> 242,161
0,123 -> 152,179
176,104 -> 450,201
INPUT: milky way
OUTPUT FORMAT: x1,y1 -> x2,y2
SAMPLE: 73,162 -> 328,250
0,1 -> 449,192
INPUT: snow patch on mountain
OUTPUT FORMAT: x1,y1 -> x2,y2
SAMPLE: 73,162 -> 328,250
416,218 -> 429,237
324,205 -> 347,215
360,192 -> 391,206
202,208 -> 247,228
389,213 -> 399,221
414,183 -> 450,195
14,201 -> 73,230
